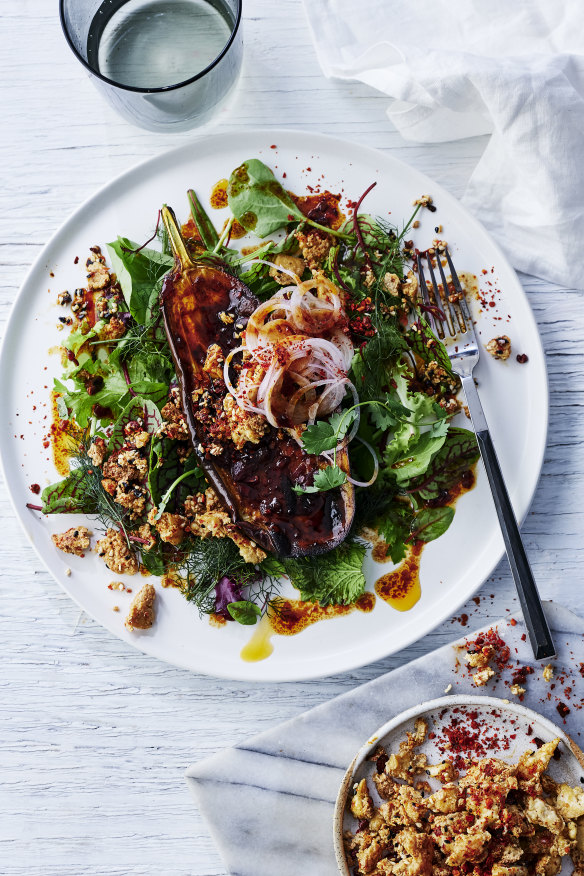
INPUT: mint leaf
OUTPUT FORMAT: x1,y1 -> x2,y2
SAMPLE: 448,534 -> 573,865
227,600 -> 261,625
283,541 -> 367,606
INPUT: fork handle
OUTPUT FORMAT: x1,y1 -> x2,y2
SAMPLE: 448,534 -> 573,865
460,375 -> 555,661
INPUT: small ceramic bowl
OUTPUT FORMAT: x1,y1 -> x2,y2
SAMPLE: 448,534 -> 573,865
333,695 -> 584,876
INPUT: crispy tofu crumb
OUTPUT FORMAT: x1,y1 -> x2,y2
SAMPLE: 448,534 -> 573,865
486,335 -> 512,360
113,605 -> 120,612
51,526 -> 91,557
510,683 -> 526,696
124,583 -> 156,631
95,528 -> 139,575
543,663 -> 554,683
472,666 -> 495,687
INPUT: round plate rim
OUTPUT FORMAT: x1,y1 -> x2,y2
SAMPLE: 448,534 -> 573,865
0,129 -> 549,681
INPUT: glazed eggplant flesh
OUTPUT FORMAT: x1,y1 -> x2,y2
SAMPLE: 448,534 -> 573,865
159,206 -> 355,558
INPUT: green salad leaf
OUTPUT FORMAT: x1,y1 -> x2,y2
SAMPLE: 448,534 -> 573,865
227,600 -> 262,625
107,238 -> 173,324
409,506 -> 455,543
283,540 -> 367,606
227,159 -> 352,240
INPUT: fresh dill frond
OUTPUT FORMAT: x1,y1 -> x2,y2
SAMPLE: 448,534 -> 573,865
70,440 -> 133,535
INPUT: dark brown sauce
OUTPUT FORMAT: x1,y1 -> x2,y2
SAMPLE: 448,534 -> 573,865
291,190 -> 345,230
375,541 -> 424,612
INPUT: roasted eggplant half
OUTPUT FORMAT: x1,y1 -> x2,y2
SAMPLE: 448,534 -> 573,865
159,205 -> 355,558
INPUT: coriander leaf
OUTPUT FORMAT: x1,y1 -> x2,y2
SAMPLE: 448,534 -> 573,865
227,600 -> 261,625
403,427 -> 479,500
410,506 -> 455,542
328,409 -> 358,439
300,420 -> 336,455
293,464 -> 347,494
301,410 -> 358,455
283,540 -> 367,606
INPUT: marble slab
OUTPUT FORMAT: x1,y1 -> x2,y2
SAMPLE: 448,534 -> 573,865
186,603 -> 584,876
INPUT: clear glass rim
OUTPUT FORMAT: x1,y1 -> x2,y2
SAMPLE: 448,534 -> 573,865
59,0 -> 243,94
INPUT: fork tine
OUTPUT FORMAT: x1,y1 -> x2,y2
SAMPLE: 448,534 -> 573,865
443,247 -> 473,332
435,250 -> 466,334
426,255 -> 455,337
417,254 -> 445,339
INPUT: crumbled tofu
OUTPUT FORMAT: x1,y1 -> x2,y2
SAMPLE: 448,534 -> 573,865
51,526 -> 91,557
510,683 -> 526,696
124,583 -> 156,631
472,666 -> 495,687
543,663 -> 554,682
295,228 -> 332,271
95,528 -> 138,575
203,343 -> 225,380
87,437 -> 107,467
268,253 -> 305,284
345,724 -> 580,876
152,512 -> 189,547
486,335 -> 512,360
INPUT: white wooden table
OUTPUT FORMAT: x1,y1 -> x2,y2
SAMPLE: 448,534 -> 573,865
1,3 -> 582,874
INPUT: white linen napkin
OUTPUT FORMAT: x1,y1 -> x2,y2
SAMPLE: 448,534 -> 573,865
302,0 -> 584,289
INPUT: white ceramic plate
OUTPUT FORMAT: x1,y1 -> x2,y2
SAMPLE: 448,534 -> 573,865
333,695 -> 584,876
0,130 -> 548,681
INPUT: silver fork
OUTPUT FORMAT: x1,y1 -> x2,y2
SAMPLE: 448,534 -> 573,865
417,247 -> 555,661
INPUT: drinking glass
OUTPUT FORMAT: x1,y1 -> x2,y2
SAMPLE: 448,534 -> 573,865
60,0 -> 243,132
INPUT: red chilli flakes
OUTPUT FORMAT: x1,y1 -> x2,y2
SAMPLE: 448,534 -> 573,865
434,706 -> 519,772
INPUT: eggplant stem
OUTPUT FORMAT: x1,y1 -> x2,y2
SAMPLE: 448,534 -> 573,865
161,205 -> 195,269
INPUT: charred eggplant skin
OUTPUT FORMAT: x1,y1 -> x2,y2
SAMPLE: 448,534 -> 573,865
159,206 -> 355,558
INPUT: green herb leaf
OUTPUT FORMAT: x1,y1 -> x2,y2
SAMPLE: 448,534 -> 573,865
409,506 -> 455,542
227,159 -> 351,240
107,238 -> 173,325
40,468 -> 94,514
403,427 -> 479,500
385,417 -> 450,485
301,420 -> 336,455
283,540 -> 367,606
227,600 -> 262,625
154,461 -> 204,520
188,189 -> 220,251
375,501 -> 416,564
293,464 -> 347,494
